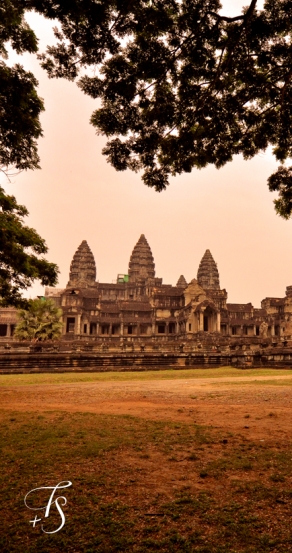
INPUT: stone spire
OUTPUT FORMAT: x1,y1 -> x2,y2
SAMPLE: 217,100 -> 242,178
128,234 -> 155,281
176,275 -> 187,288
67,240 -> 96,287
197,250 -> 220,290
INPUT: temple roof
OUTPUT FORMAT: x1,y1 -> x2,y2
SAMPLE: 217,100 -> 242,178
197,249 -> 220,290
99,299 -> 152,312
128,234 -> 155,281
253,308 -> 267,316
120,301 -> 152,312
65,288 -> 99,298
176,275 -> 187,288
194,299 -> 218,312
67,240 -> 96,288
227,303 -> 253,312
264,298 -> 285,306
99,303 -> 120,313
153,287 -> 184,297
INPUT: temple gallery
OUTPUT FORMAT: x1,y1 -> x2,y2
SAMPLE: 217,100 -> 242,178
1,234 -> 290,343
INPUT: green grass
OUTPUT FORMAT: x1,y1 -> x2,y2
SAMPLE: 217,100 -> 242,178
209,377 -> 292,387
1,366 -> 292,386
1,410 -> 292,552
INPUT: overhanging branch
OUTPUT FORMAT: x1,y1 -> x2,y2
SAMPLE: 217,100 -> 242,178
209,0 -> 257,24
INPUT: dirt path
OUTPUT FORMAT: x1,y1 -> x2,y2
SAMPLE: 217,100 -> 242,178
1,374 -> 292,441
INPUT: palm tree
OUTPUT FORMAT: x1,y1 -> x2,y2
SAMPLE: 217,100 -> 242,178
14,298 -> 63,341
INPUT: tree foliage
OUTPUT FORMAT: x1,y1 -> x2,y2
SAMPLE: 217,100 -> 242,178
0,186 -> 58,306
0,0 -> 44,171
2,1 -> 292,216
34,0 -> 292,217
0,2 -> 58,306
14,297 -> 63,341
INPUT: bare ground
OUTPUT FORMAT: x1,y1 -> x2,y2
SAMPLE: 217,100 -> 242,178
1,373 -> 292,551
1,374 -> 292,442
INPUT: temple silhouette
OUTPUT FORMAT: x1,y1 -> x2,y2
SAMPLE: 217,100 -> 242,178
1,235 -> 292,371
38,234 -> 292,341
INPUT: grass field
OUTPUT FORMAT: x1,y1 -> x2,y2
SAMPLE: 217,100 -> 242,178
1,366 -> 292,386
1,368 -> 292,552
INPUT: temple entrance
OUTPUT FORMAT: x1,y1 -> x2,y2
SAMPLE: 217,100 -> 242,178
66,317 -> 75,333
204,316 -> 208,332
203,306 -> 217,332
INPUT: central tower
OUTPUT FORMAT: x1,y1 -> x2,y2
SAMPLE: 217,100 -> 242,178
128,234 -> 155,282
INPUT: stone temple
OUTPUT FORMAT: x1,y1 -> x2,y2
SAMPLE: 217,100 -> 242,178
1,234 -> 292,344
43,235 -> 292,340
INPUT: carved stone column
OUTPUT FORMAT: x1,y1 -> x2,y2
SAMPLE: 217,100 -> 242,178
76,314 -> 81,335
217,312 -> 221,332
199,312 -> 204,331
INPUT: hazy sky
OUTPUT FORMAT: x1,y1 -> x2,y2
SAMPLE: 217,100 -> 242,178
3,0 -> 291,307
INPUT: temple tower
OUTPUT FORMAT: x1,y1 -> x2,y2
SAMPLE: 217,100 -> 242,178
197,250 -> 220,290
128,234 -> 155,281
177,275 -> 187,288
67,240 -> 96,288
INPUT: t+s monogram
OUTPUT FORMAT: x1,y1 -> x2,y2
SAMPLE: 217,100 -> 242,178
24,480 -> 72,534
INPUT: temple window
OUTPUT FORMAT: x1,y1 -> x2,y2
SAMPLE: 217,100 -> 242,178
0,324 -> 7,336
83,324 -> 87,334
158,324 -> 166,334
66,317 -> 75,333
90,323 -> 97,335
169,323 -> 176,334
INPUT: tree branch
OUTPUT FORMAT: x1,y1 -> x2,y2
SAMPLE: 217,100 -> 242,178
109,11 -> 123,33
281,69 -> 292,108
0,166 -> 21,182
209,0 -> 257,25
209,12 -> 244,23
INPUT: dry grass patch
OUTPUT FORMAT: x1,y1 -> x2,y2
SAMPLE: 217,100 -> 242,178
1,367 -> 292,387
1,410 -> 292,552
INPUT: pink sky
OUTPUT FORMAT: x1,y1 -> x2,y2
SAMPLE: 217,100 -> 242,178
2,0 -> 291,308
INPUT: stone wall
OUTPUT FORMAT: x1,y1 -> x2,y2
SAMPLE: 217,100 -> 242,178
1,339 -> 292,373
